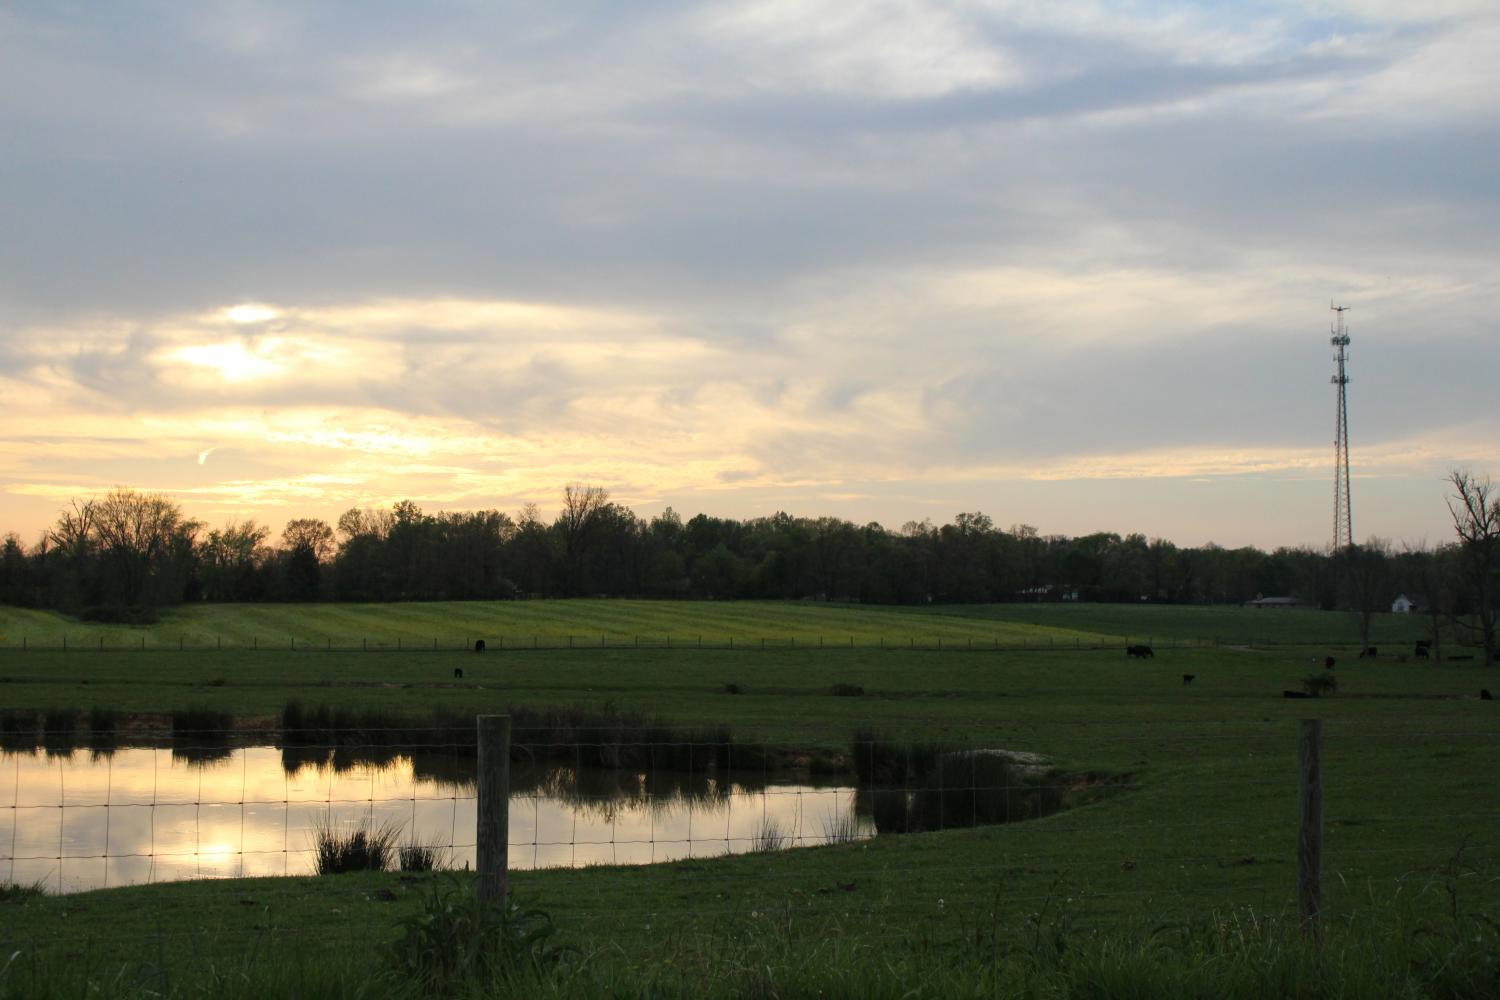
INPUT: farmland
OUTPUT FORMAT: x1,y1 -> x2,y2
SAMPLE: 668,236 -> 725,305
0,601 -> 1494,998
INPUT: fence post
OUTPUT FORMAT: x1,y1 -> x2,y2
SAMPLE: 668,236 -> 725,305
477,714 -> 511,907
1298,718 -> 1323,940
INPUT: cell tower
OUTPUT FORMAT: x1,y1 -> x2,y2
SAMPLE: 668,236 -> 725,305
1329,304 -> 1353,551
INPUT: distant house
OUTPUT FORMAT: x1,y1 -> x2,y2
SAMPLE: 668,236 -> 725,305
1391,593 -> 1425,614
1243,596 -> 1312,610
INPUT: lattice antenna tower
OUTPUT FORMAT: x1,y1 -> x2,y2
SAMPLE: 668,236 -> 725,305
1330,303 -> 1353,551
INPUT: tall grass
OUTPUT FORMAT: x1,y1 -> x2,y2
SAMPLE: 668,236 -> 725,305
398,840 -> 450,873
310,818 -> 403,875
819,810 -> 862,845
751,818 -> 791,853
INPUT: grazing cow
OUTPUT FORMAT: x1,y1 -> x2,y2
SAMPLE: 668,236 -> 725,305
1283,690 -> 1312,699
1358,646 -> 1378,659
1414,640 -> 1431,658
1324,656 -> 1336,670
474,639 -> 486,653
1482,689 -> 1493,701
1126,644 -> 1154,659
1182,674 -> 1195,685
453,667 -> 464,679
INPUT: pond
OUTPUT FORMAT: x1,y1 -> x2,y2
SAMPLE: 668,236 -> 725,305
0,745 -> 872,894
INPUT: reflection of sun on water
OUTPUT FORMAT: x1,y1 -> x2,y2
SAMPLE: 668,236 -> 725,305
198,841 -> 239,871
6,748 -> 871,893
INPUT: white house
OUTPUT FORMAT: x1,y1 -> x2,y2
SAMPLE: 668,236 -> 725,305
1391,593 -> 1422,614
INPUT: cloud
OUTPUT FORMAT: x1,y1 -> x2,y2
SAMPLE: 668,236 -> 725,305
0,2 -> 1495,547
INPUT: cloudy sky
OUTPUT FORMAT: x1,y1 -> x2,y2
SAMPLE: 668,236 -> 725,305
2,1 -> 1496,549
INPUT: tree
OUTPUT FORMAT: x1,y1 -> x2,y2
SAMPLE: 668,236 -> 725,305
1402,540 -> 1453,664
556,484 -> 611,596
199,521 -> 270,601
1446,470 -> 1499,667
282,519 -> 335,562
281,519 -> 332,601
87,488 -> 197,609
1340,538 -> 1392,652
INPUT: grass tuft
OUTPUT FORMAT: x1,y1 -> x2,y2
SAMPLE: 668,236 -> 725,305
310,818 -> 403,875
398,840 -> 450,873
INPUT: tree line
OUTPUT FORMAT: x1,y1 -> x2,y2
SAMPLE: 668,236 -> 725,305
1,477 -> 1495,664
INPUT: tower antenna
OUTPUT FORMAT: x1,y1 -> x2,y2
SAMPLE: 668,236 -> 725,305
1330,303 -> 1353,551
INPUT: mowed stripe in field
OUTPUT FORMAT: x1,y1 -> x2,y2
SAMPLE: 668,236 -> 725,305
0,600 -> 1106,648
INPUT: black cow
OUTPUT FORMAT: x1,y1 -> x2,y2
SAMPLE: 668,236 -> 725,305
1482,689 -> 1493,701
474,639 -> 486,653
1324,656 -> 1336,670
1414,640 -> 1431,659
453,667 -> 464,679
1126,644 -> 1154,659
1182,674 -> 1195,685
1358,646 -> 1378,659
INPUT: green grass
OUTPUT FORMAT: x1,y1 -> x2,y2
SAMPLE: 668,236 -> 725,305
0,598 -> 1435,650
0,600 -> 1493,997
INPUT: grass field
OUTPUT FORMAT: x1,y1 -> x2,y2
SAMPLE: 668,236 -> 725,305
1,601 -> 1494,997
0,598 -> 1435,650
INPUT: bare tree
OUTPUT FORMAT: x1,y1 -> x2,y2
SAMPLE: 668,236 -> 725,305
1447,469 -> 1499,667
1340,537 -> 1392,652
282,519 -> 335,561
556,483 -> 611,596
88,488 -> 197,607
1402,539 -> 1453,664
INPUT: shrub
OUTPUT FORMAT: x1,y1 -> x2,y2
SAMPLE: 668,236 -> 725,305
1302,674 -> 1338,697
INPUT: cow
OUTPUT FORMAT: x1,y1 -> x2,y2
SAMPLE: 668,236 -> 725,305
1324,656 -> 1336,670
474,639 -> 486,653
1283,690 -> 1312,699
1126,644 -> 1154,659
1482,689 -> 1493,701
453,667 -> 464,679
1182,674 -> 1195,685
1414,640 -> 1431,659
1358,646 -> 1378,659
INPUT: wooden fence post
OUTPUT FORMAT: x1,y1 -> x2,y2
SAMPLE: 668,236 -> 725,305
477,714 -> 511,907
1298,718 -> 1323,940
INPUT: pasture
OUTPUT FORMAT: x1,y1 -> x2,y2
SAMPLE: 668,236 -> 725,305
0,601 -> 1494,997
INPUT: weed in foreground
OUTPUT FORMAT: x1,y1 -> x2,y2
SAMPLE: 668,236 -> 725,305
0,878 -> 46,904
386,878 -> 574,990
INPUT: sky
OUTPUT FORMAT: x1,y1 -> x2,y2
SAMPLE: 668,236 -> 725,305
2,1 -> 1497,550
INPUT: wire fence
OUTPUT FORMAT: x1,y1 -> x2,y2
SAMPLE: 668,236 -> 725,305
2,719 -> 1497,999
2,722 -> 1495,901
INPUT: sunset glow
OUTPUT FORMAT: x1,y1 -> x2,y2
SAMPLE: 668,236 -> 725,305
2,3 -> 1497,547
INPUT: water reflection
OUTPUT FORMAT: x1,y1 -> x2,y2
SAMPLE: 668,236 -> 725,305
0,746 -> 870,894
